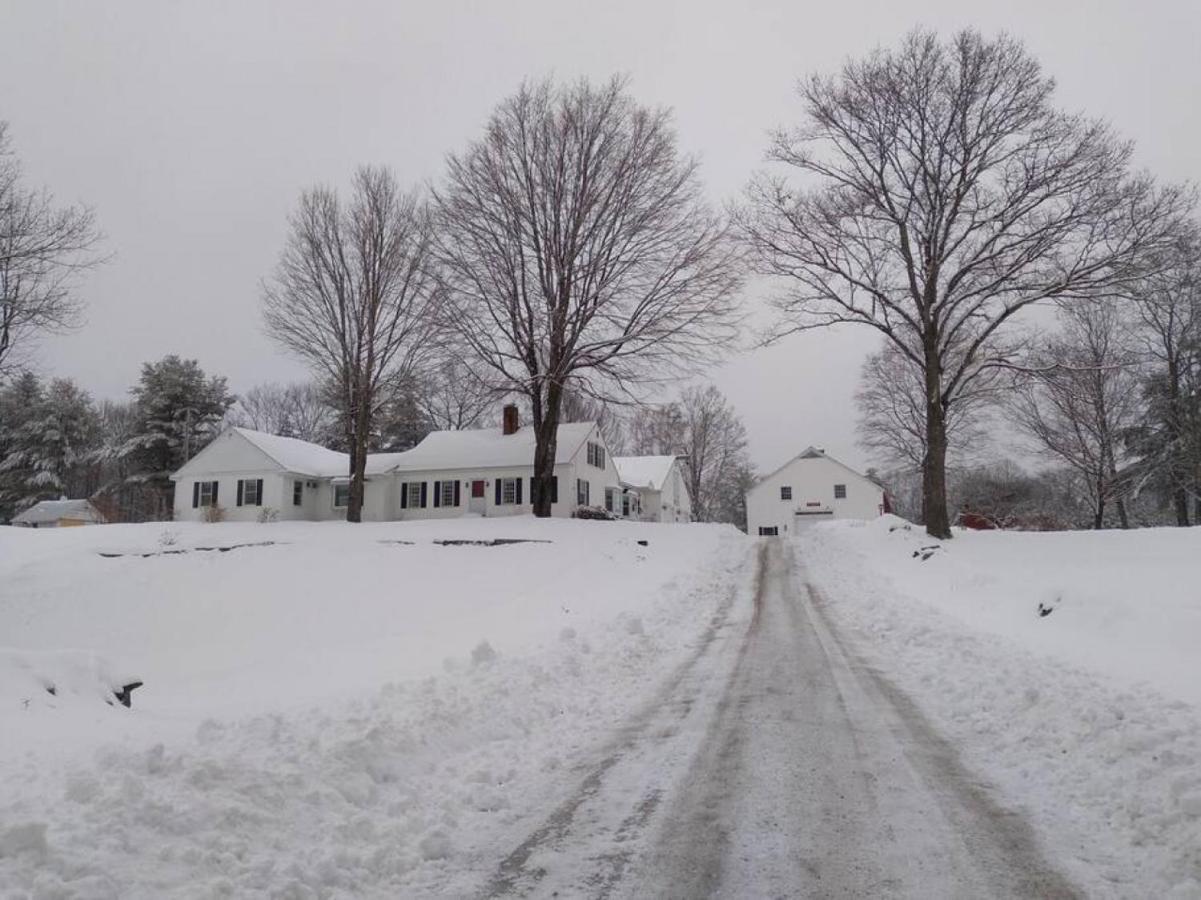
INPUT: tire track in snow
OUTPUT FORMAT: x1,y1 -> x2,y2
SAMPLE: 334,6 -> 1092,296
481,543 -> 763,898
485,538 -> 1083,899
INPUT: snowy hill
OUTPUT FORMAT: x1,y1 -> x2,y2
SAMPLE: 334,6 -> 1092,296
803,517 -> 1201,898
0,519 -> 752,897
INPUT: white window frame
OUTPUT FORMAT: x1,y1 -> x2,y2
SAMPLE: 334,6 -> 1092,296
293,480 -> 303,506
198,481 -> 217,507
780,485 -> 792,501
242,478 -> 261,507
333,483 -> 350,508
440,480 -> 455,507
834,483 -> 847,500
587,442 -> 606,470
406,481 -> 425,509
577,478 -> 590,506
501,477 -> 518,505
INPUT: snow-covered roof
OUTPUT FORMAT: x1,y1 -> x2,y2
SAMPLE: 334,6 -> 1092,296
386,422 -> 596,473
749,446 -> 879,494
232,428 -> 350,478
177,423 -> 598,481
614,456 -> 678,491
12,499 -> 105,525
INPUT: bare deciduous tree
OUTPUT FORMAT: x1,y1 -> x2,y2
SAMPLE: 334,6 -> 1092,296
742,29 -> 1192,538
856,342 -> 996,471
434,76 -> 742,516
416,355 -> 497,432
0,122 -> 104,374
229,381 -> 336,443
627,385 -> 750,523
263,166 -> 443,522
558,389 -> 626,453
1127,227 -> 1201,524
1008,300 -> 1142,528
855,340 -> 998,523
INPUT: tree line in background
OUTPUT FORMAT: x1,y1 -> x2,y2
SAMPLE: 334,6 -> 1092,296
0,344 -> 754,529
859,228 -> 1201,531
3,28 -> 1199,536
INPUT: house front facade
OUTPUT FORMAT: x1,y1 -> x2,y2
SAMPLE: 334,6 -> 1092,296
745,447 -> 886,537
170,409 -> 626,523
615,455 -> 692,523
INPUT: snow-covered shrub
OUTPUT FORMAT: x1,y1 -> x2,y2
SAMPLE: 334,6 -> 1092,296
201,504 -> 226,523
573,505 -> 614,521
257,507 -> 279,524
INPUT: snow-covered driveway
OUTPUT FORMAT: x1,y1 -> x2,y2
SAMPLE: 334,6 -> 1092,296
483,539 -> 1079,898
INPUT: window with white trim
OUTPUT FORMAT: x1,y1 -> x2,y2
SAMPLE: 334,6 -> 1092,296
576,478 -> 590,506
605,487 -> 618,512
405,481 -> 424,509
834,484 -> 847,499
586,442 -> 605,469
333,484 -> 350,508
293,480 -> 303,506
240,478 -> 261,506
780,486 -> 792,501
501,477 -> 518,505
198,481 -> 217,507
440,481 -> 455,507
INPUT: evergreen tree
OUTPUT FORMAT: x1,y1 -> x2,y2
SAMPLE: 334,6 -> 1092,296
0,376 -> 99,516
121,356 -> 234,518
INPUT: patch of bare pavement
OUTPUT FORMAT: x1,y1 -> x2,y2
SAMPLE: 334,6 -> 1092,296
482,539 -> 1080,899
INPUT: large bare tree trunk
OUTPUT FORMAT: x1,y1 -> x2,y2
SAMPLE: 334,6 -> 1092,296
923,336 -> 952,539
348,392 -> 371,523
1174,488 -> 1191,526
923,407 -> 952,539
531,381 -> 563,518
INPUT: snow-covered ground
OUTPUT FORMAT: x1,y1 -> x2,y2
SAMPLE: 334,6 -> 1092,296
802,518 -> 1201,899
0,518 -> 752,897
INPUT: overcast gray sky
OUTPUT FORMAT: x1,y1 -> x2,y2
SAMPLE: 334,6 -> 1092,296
2,0 -> 1198,471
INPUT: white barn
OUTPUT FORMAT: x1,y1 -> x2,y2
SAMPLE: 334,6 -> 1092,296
615,455 -> 692,523
745,447 -> 887,536
170,408 -> 628,523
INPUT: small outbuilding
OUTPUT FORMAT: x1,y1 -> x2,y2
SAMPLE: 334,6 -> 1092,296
745,447 -> 886,536
614,455 -> 692,523
11,499 -> 108,528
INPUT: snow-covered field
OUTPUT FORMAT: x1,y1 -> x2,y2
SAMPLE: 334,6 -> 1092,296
0,518 -> 752,897
802,518 -> 1201,899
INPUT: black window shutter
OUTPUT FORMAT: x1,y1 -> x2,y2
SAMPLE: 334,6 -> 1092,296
551,476 -> 558,504
212,481 -> 218,505
433,480 -> 441,508
516,477 -> 523,505
401,482 -> 408,509
237,480 -> 244,507
192,482 -> 199,508
256,479 -> 263,506
495,479 -> 502,505
454,480 -> 461,506
420,482 -> 428,508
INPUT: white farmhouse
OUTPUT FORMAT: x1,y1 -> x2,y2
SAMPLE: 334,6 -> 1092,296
170,406 -> 627,523
745,447 -> 888,536
615,455 -> 692,523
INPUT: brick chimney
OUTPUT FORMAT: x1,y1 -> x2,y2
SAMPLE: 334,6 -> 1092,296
502,404 -> 520,436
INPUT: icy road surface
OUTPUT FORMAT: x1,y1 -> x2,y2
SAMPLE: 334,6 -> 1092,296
485,539 -> 1080,899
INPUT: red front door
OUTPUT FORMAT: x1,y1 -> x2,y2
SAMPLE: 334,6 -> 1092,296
471,480 -> 485,498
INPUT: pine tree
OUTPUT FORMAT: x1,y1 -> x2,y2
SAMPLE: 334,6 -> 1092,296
121,356 -> 234,518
